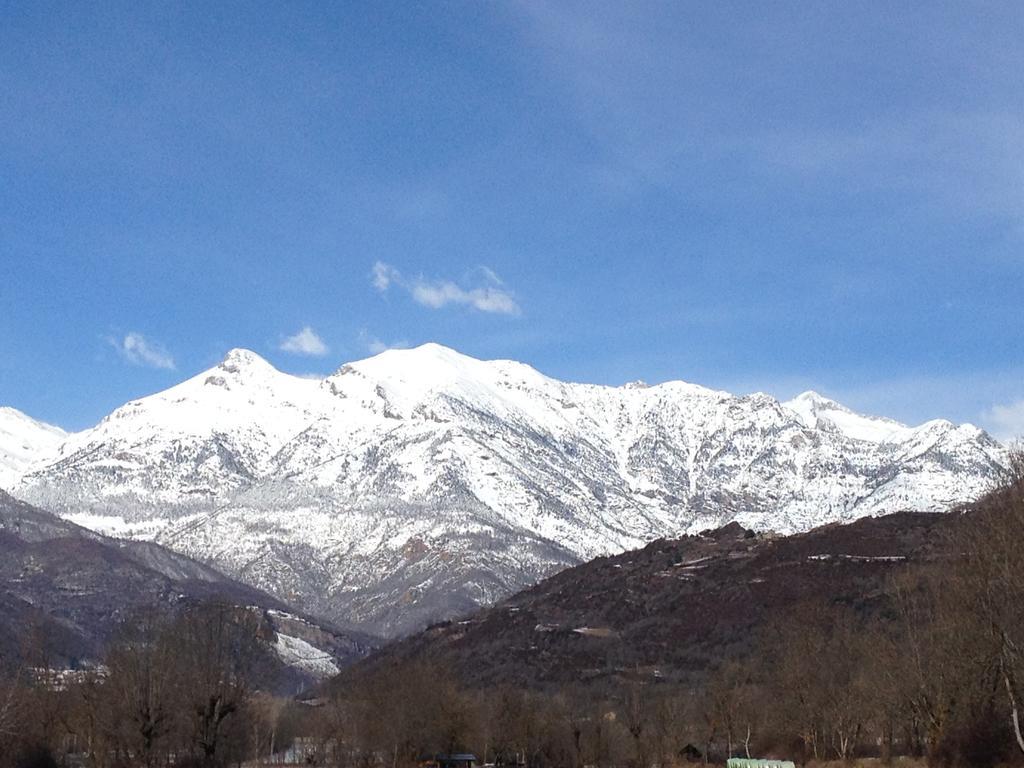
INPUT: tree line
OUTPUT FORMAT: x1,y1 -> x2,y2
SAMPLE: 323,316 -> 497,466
1,451 -> 1022,768
0,605 -> 274,768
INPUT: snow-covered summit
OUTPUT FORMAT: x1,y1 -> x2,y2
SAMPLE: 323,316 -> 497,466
325,342 -> 572,428
783,390 -> 915,443
336,342 -> 554,394
220,346 -> 272,368
44,350 -> 334,508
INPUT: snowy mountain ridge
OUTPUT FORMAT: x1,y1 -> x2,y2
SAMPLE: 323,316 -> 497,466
0,406 -> 67,491
6,343 -> 1007,636
783,390 -> 916,443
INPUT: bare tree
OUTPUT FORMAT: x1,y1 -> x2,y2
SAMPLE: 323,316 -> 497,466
248,692 -> 288,759
953,447 -> 1024,755
622,682 -> 649,768
174,605 -> 264,765
63,670 -> 116,768
647,690 -> 686,768
102,614 -> 180,767
707,660 -> 761,759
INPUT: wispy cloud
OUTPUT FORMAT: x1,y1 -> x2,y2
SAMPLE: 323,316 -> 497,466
372,261 -> 401,292
359,330 -> 409,355
985,399 -> 1024,443
371,261 -> 521,315
279,326 -> 329,357
108,332 -> 176,370
511,4 -> 1024,226
749,112 -> 1024,224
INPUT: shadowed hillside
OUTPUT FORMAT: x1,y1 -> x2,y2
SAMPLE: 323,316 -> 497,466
0,490 -> 375,689
338,511 -> 957,690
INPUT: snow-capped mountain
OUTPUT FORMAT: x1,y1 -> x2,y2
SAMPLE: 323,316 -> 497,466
0,407 -> 67,490
8,344 -> 1007,636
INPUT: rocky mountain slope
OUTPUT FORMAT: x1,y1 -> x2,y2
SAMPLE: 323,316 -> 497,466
338,511 -> 958,690
0,490 -> 374,689
8,343 -> 1006,636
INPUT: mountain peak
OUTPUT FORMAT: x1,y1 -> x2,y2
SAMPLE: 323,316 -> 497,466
218,348 -> 276,374
0,406 -> 67,434
349,342 -> 508,381
784,391 -> 912,443
340,342 -> 500,396
790,390 -> 844,409
374,342 -> 472,363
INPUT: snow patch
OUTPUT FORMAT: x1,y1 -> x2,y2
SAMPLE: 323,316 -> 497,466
273,633 -> 339,679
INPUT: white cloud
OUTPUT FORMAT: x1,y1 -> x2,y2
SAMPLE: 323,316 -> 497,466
109,332 -> 176,370
279,326 -> 329,357
371,262 -> 521,315
985,399 -> 1024,442
410,280 -> 520,314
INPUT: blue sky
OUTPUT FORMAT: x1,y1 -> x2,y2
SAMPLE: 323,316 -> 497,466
1,1 -> 1022,437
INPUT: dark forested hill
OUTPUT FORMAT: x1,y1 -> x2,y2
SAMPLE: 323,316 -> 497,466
0,490 -> 375,690
338,511 -> 958,690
